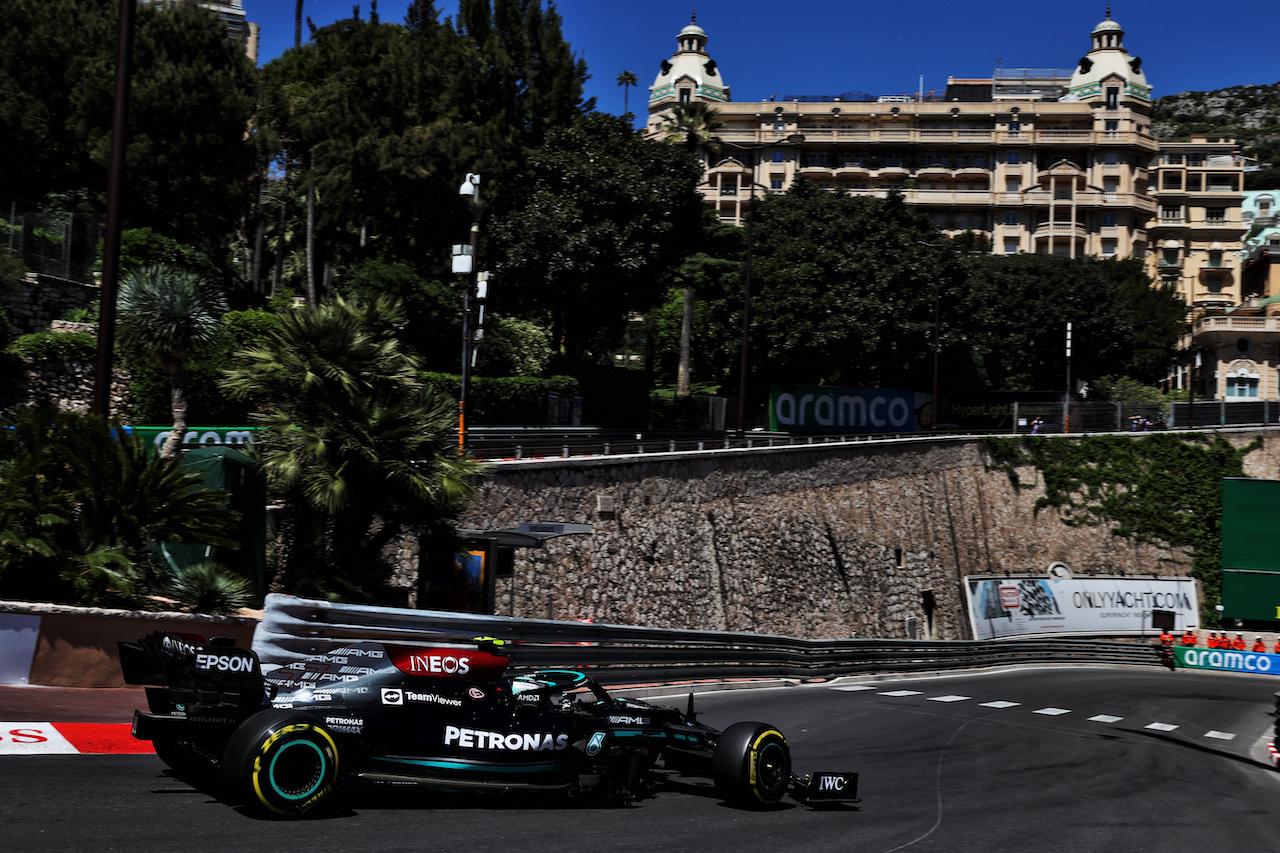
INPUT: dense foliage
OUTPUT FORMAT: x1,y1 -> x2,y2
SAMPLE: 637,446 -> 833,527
0,407 -> 241,606
0,0 -> 256,260
220,296 -> 487,600
982,433 -> 1259,624
490,112 -> 705,366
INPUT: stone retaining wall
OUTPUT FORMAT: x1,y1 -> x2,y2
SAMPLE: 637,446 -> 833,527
4,273 -> 98,339
459,431 -> 1280,641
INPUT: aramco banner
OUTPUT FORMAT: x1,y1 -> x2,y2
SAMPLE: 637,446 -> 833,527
769,386 -> 925,433
966,575 -> 1198,640
127,426 -> 257,455
1174,646 -> 1280,675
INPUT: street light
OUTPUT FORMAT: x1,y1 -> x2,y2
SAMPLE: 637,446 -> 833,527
455,173 -> 481,455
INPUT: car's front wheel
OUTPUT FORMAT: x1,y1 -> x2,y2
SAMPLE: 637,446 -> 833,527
712,721 -> 791,807
222,710 -> 339,817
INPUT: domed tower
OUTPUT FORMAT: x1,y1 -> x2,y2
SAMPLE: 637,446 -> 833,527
1067,7 -> 1151,104
648,14 -> 729,111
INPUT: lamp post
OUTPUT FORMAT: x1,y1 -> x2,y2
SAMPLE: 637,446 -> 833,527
736,181 -> 767,437
455,173 -> 481,455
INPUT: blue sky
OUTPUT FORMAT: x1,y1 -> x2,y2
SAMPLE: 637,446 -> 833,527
243,1 -> 1279,118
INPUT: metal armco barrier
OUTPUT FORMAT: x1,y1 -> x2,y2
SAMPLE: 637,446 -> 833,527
253,595 -> 1164,684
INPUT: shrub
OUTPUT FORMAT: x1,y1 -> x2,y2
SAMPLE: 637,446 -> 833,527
7,330 -> 97,361
167,561 -> 253,615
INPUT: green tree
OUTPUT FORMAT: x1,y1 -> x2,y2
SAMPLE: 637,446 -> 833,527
955,255 -> 1183,393
490,113 -> 705,366
220,295 -> 486,600
0,1 -> 256,259
117,265 -> 229,458
740,181 -> 963,392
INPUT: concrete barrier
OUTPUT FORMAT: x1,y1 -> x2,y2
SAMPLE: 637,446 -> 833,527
0,601 -> 258,688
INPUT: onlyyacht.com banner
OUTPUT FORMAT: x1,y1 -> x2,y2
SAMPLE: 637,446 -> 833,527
966,575 -> 1198,640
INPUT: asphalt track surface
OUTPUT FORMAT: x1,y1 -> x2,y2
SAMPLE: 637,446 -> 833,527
1,667 -> 1277,853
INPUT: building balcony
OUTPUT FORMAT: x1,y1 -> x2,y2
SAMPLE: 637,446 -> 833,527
1192,314 -> 1280,335
1033,222 -> 1088,239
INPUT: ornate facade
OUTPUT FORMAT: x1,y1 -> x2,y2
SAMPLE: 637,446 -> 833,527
646,13 -> 1270,402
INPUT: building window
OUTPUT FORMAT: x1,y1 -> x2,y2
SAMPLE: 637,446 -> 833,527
1103,151 -> 1120,165
1105,87 -> 1119,109
1186,173 -> 1202,192
1006,152 -> 1021,165
773,122 -> 785,132
1227,376 -> 1259,398
1237,337 -> 1251,354
1207,249 -> 1224,268
770,175 -> 784,190
1187,153 -> 1205,167
679,88 -> 691,103
1207,207 -> 1227,224
771,150 -> 785,163
1161,248 -> 1180,266
1101,240 -> 1117,256
1054,185 -> 1072,200
1101,213 -> 1117,227
1160,205 -> 1182,221
1004,240 -> 1019,254
1003,212 -> 1019,226
1164,153 -> 1184,165
1162,172 -> 1182,190
1104,120 -> 1119,138
1208,175 -> 1237,192
1005,178 -> 1020,193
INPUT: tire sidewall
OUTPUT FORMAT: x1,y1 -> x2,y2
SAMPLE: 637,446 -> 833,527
712,721 -> 791,807
223,710 -> 339,816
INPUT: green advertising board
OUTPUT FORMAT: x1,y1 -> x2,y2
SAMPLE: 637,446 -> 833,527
128,426 -> 257,456
1221,478 -> 1280,572
1174,645 -> 1280,675
1221,570 -> 1280,623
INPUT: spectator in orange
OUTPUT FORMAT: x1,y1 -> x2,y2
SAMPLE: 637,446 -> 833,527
1180,630 -> 1197,646
1232,633 -> 1247,651
1206,632 -> 1219,648
1253,636 -> 1267,653
1273,637 -> 1280,655
1159,629 -> 1174,647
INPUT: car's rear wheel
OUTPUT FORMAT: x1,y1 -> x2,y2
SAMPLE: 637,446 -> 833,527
712,721 -> 791,808
222,710 -> 338,817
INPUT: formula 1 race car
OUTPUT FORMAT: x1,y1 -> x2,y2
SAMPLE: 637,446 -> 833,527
118,630 -> 859,817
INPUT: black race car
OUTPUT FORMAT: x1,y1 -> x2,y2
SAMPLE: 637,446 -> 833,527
118,630 -> 859,816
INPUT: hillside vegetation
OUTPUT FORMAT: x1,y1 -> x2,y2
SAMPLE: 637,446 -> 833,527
1151,81 -> 1280,189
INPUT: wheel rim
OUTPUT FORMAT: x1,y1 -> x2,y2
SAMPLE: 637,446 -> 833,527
268,739 -> 327,801
755,741 -> 787,796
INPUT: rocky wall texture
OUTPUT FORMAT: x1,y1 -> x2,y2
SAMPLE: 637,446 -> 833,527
458,434 -> 1280,641
4,273 -> 98,338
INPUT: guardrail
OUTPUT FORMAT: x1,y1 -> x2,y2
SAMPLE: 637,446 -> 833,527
252,595 -> 1164,685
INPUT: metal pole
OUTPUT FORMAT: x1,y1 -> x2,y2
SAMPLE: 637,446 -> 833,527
92,0 -> 137,418
458,175 -> 480,455
736,186 -> 758,437
1063,322 -> 1072,433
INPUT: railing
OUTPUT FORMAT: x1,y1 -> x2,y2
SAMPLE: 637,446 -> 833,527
252,595 -> 1166,686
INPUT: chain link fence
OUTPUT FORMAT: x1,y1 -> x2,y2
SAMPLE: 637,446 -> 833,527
1011,399 -> 1280,434
1,195 -> 103,284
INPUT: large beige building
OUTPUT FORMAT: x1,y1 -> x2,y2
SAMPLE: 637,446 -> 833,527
646,13 -> 1161,261
647,14 -> 1271,402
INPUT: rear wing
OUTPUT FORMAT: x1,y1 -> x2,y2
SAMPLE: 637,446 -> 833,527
118,630 -> 268,719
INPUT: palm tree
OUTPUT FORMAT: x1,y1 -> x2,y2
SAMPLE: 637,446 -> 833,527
0,406 -> 239,605
616,70 -> 637,117
117,265 -> 229,459
659,102 -> 724,161
220,295 -> 486,599
659,102 -> 724,395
